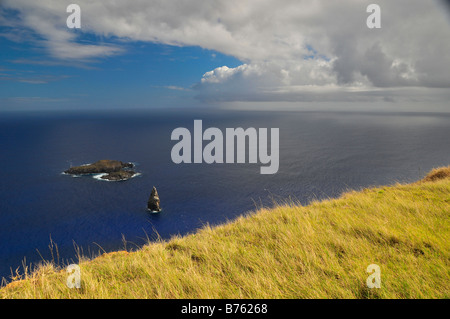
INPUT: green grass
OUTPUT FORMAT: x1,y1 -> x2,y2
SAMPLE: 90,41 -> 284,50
1,167 -> 449,299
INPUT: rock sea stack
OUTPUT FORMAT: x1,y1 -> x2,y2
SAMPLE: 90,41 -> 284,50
147,186 -> 161,212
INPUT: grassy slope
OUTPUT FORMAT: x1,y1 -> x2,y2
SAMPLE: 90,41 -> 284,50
1,167 -> 449,299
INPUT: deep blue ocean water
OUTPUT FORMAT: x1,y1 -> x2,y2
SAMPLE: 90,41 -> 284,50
0,109 -> 449,281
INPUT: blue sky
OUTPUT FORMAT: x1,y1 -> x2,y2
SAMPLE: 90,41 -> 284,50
0,31 -> 242,110
1,1 -> 449,112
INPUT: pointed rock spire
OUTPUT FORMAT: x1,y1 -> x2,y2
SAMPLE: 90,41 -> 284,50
147,186 -> 161,212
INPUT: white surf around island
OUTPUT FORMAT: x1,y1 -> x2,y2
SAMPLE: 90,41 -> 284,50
61,172 -> 81,177
147,208 -> 162,214
61,171 -> 141,181
92,172 -> 142,182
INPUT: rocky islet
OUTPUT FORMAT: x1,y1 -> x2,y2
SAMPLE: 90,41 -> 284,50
64,159 -> 136,181
64,160 -> 161,212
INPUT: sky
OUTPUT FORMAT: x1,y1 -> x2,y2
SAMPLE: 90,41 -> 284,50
0,0 -> 450,112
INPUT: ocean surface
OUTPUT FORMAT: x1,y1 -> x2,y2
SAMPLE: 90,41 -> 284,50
0,109 -> 449,282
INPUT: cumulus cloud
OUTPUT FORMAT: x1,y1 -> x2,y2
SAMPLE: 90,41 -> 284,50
2,0 -> 450,103
193,0 -> 450,102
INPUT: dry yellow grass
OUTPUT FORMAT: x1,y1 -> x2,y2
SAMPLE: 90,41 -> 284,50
420,166 -> 450,183
1,167 -> 449,299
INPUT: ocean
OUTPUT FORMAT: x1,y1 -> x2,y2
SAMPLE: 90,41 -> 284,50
0,108 -> 449,281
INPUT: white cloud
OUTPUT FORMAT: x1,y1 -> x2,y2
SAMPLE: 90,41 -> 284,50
153,85 -> 191,92
1,0 -> 122,60
2,0 -> 450,104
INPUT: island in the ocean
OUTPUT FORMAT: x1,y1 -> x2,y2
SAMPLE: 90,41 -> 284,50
64,159 -> 137,181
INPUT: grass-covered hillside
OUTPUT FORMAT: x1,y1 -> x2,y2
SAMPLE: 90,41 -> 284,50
1,167 -> 449,299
